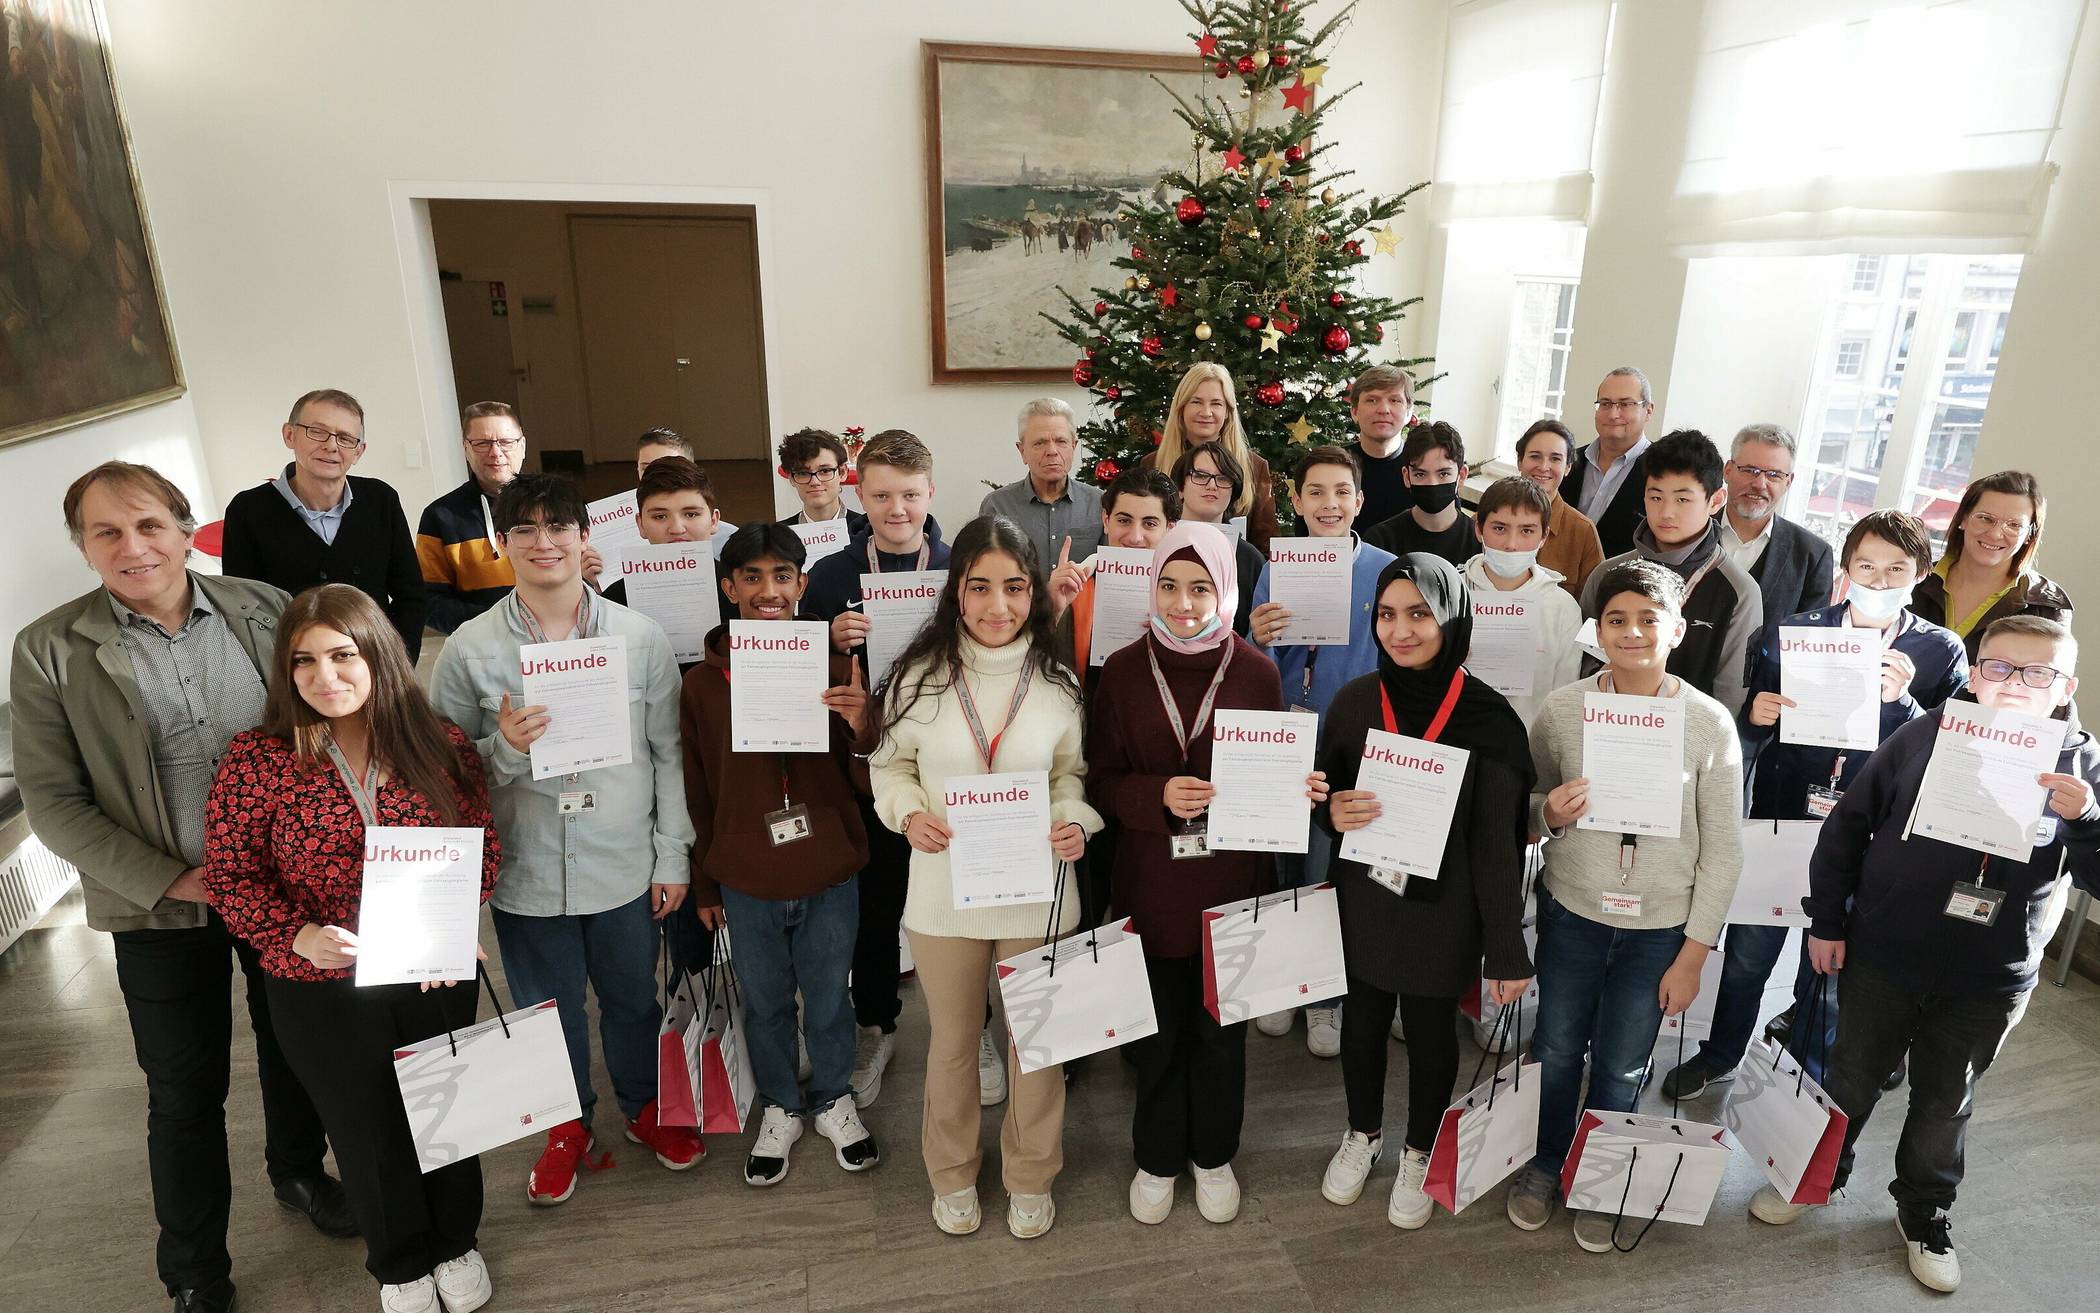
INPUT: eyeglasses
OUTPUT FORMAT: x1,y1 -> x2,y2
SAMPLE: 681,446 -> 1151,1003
1594,398 -> 1649,413
290,422 -> 364,452
1964,510 -> 2032,539
503,522 -> 579,546
1185,470 -> 1234,490
466,438 -> 524,455
1975,659 -> 2066,689
788,464 -> 840,485
1731,463 -> 1794,483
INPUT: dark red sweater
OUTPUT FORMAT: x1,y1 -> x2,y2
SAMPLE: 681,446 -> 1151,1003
1088,632 -> 1284,956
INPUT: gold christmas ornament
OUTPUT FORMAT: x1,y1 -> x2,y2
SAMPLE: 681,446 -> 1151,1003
1259,321 -> 1284,353
1254,50 -> 1271,68
1300,62 -> 1328,86
1371,225 -> 1401,255
1136,275 -> 1153,290
1195,321 -> 1213,341
1321,187 -> 1337,205
1287,415 -> 1317,445
1124,276 -> 1139,290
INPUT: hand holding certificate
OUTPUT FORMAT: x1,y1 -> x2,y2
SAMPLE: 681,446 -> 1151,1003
1088,547 -> 1155,667
1576,692 -> 1685,838
355,828 -> 485,986
622,541 -> 720,664
585,491 -> 646,585
860,570 -> 945,689
1778,626 -> 1880,750
1266,538 -> 1351,647
944,769 -> 1056,909
729,620 -> 830,752
1208,710 -> 1320,853
1907,703 -> 2069,859
520,636 -> 633,780
1338,730 -> 1470,878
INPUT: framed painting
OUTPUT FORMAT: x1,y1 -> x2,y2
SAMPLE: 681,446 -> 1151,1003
0,0 -> 184,449
924,40 -> 1214,384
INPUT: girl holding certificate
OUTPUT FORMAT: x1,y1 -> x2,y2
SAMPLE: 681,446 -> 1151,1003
1314,555 -> 1535,1230
203,585 -> 502,1313
870,516 -> 1103,1241
1087,521 -> 1306,1226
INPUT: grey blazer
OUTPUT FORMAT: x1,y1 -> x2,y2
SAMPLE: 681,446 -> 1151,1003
1748,516 -> 1836,631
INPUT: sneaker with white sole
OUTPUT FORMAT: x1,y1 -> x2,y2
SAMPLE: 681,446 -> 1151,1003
1749,1183 -> 1830,1226
1505,1163 -> 1557,1230
1254,1009 -> 1294,1037
850,1026 -> 894,1108
933,1186 -> 981,1235
1193,1162 -> 1240,1223
1008,1191 -> 1056,1239
813,1095 -> 880,1171
1305,1005 -> 1342,1058
1321,1129 -> 1385,1205
1387,1147 -> 1433,1229
743,1105 -> 803,1186
1898,1210 -> 1961,1292
1572,1209 -> 1618,1253
1129,1169 -> 1176,1224
431,1249 -> 491,1313
978,1026 -> 1008,1107
380,1276 -> 439,1313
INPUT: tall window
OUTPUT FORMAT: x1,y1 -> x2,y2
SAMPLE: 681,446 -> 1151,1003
1496,279 -> 1578,455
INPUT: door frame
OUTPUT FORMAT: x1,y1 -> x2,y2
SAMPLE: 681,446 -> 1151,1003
388,180 -> 785,506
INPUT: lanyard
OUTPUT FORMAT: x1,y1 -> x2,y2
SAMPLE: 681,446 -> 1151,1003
1679,549 -> 1722,599
480,492 -> 502,559
866,539 -> 931,574
954,660 -> 1035,772
719,664 -> 795,809
1598,669 -> 1671,872
323,736 -> 384,827
1378,667 -> 1467,744
515,588 -> 592,644
1147,639 -> 1236,764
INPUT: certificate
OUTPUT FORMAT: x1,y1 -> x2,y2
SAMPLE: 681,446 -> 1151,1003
355,827 -> 483,987
1778,626 -> 1880,751
621,540 -> 720,663
860,570 -> 945,689
1088,547 -> 1154,667
1208,710 -> 1320,852
1339,729 -> 1470,878
944,770 -> 1056,909
791,518 -> 851,567
728,620 -> 830,752
1266,537 -> 1351,647
520,636 -> 633,780
1576,692 -> 1685,838
1469,596 -> 1538,699
1213,520 -> 1244,544
1908,703 -> 2069,860
585,491 -> 646,585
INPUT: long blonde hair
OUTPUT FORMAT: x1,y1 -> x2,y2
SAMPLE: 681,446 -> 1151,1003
1157,363 -> 1255,516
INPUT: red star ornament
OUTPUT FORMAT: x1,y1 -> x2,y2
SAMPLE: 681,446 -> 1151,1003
1281,77 -> 1314,113
1221,146 -> 1247,173
1195,32 -> 1219,57
1159,283 -> 1179,308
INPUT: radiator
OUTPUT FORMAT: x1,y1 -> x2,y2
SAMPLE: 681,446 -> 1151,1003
0,832 -> 79,955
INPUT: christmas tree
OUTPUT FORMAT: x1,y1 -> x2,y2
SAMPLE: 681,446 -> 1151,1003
1045,0 -> 1428,509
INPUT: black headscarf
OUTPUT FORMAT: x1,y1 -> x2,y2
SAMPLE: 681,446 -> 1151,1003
1373,554 -> 1537,798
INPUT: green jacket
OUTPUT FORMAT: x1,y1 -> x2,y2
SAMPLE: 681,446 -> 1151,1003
9,571 -> 288,933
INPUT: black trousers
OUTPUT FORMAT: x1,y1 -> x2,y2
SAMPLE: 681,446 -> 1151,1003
265,974 -> 484,1285
851,798 -> 911,1032
1129,953 -> 1247,1176
110,912 -> 330,1295
1340,976 -> 1463,1151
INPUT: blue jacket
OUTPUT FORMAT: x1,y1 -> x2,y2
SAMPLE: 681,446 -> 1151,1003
1249,536 -> 1397,722
1742,604 -> 1966,819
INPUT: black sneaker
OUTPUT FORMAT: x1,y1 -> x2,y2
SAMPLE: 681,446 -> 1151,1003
1763,1005 -> 1796,1044
1661,1057 -> 1734,1101
743,1105 -> 802,1186
814,1095 -> 881,1171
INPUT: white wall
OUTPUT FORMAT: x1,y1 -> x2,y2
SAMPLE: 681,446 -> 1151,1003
93,0 -> 1439,538
1663,255 -> 1833,446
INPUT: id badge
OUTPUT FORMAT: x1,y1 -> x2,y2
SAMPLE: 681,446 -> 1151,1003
766,804 -> 813,847
1600,890 -> 1644,917
1943,881 -> 2004,926
1370,867 -> 1408,896
1805,786 -> 1842,820
558,791 -> 597,816
1170,816 -> 1211,860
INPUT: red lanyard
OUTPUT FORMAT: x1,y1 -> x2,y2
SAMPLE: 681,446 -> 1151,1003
1147,639 -> 1236,764
954,661 -> 1035,772
1379,668 -> 1467,744
866,540 -> 931,573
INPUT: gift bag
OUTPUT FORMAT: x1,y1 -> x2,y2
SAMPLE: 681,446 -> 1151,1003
1561,1110 -> 1732,1236
1425,999 -> 1541,1214
691,940 -> 755,1135
1200,884 -> 1347,1024
1722,980 -> 1847,1204
394,968 -> 583,1174
655,943 -> 706,1128
997,915 -> 1158,1075
1727,821 -> 1816,926
1657,944 -> 1725,1041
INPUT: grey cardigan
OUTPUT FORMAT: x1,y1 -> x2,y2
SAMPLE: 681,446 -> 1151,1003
10,572 -> 288,932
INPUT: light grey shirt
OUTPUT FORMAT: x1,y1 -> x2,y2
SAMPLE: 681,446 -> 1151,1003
271,464 -> 353,546
978,477 -> 1104,568
110,589 -> 269,867
1574,435 -> 1651,524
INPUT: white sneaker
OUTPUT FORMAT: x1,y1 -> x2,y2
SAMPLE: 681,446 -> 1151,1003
1254,1009 -> 1294,1037
1321,1129 -> 1384,1205
1899,1212 -> 1961,1292
850,1026 -> 894,1108
933,1186 -> 981,1235
1305,1005 -> 1342,1058
380,1276 -> 439,1313
797,1028 -> 813,1083
1129,1169 -> 1176,1224
1387,1147 -> 1433,1230
1749,1183 -> 1827,1226
431,1249 -> 491,1313
1008,1191 -> 1056,1239
1193,1162 -> 1240,1223
743,1104 -> 803,1186
978,1026 -> 1008,1107
813,1095 -> 881,1171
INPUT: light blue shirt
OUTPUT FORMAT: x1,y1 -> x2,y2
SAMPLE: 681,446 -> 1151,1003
1574,436 -> 1650,525
1249,534 -> 1398,721
272,464 -> 353,545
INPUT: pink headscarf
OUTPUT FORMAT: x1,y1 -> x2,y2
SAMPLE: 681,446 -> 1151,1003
1147,520 -> 1239,654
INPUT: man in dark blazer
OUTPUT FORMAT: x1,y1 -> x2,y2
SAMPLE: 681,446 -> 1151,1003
1560,365 -> 1655,556
220,389 -> 428,660
1718,422 -> 1835,623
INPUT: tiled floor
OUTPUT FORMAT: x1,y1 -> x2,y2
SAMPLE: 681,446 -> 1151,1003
3,888 -> 2097,1312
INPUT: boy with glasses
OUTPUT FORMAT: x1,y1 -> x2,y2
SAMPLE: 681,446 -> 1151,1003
417,401 -> 526,633
777,428 -> 867,532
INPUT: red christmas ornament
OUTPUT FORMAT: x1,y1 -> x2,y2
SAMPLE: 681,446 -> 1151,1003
1372,324 -> 1386,343
1343,239 -> 1363,256
1272,49 -> 1292,69
1159,283 -> 1179,308
1328,291 -> 1346,306
1139,335 -> 1163,358
1279,179 -> 1294,193
1316,231 -> 1332,244
1285,144 -> 1305,164
1092,457 -> 1122,484
1322,325 -> 1352,354
1196,32 -> 1219,58
1257,197 -> 1273,213
1279,318 -> 1298,335
1243,313 -> 1265,329
1131,245 -> 1145,259
1235,54 -> 1256,74
1092,300 -> 1107,317
1176,196 -> 1207,226
1072,359 -> 1095,387
1221,146 -> 1247,173
1105,386 -> 1121,400
1149,428 -> 1164,447
1282,78 -> 1315,113
1214,61 -> 1231,78
1253,380 -> 1286,408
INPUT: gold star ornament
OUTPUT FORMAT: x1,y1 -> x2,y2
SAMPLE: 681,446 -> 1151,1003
1300,63 -> 1328,87
1371,225 -> 1401,255
1259,321 -> 1284,353
1287,415 -> 1316,445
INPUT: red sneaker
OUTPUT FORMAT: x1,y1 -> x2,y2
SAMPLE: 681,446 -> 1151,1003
526,1121 -> 593,1206
625,1099 -> 706,1170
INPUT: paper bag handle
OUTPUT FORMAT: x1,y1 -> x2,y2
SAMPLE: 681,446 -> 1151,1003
1608,1144 -> 1685,1253
443,961 -> 513,1057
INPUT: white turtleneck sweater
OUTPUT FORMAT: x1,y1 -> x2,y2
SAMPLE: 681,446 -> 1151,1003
872,634 -> 1104,941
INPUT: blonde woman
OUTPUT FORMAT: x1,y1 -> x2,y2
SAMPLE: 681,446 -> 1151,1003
1144,363 -> 1279,551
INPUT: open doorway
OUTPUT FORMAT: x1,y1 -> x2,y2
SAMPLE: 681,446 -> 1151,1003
426,199 -> 774,518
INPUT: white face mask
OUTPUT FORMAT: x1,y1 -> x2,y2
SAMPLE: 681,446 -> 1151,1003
1847,579 -> 1915,623
1480,545 -> 1540,579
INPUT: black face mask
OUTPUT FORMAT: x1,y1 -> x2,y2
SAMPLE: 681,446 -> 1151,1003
1411,482 -> 1458,514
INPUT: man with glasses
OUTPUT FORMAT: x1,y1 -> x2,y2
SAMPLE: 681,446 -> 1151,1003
978,397 -> 1103,568
1720,422 -> 1835,627
1560,366 -> 1657,556
417,400 -> 525,633
221,389 -> 428,659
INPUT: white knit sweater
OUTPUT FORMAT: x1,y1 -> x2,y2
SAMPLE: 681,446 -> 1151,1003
871,634 -> 1103,941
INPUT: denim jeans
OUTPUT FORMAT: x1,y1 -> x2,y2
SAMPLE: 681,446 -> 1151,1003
1529,886 -> 1687,1175
491,893 -> 662,1125
721,879 -> 859,1115
1824,961 -> 2028,1215
1279,826 -> 1342,1008
1697,923 -> 1840,1082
